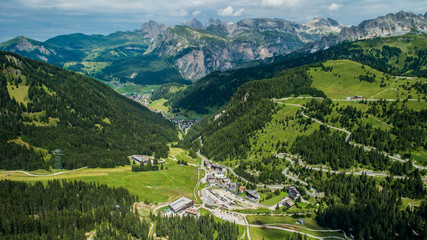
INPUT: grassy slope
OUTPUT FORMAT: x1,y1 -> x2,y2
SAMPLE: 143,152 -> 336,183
355,34 -> 427,74
250,227 -> 298,240
309,59 -> 424,99
149,98 -> 169,112
247,215 -> 343,238
1,159 -> 197,203
243,104 -> 321,160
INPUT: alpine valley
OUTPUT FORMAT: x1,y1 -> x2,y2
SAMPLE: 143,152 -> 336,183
0,9 -> 426,240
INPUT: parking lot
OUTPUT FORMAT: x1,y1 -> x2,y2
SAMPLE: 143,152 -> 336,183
211,208 -> 246,225
205,188 -> 259,210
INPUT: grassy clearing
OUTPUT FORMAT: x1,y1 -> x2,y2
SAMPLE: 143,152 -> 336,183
250,227 -> 313,240
149,98 -> 169,112
7,83 -> 29,105
169,147 -> 198,164
309,59 -> 425,100
81,61 -> 110,75
411,153 -> 427,166
260,192 -> 288,206
1,158 -> 198,204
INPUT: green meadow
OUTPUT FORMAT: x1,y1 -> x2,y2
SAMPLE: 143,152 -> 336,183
0,158 -> 198,204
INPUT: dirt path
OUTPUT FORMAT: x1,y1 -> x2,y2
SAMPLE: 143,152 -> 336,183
1,167 -> 88,177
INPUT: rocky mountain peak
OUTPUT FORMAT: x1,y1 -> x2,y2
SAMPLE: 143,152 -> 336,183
181,18 -> 204,29
138,20 -> 167,38
206,18 -> 222,27
302,17 -> 344,35
306,11 -> 427,52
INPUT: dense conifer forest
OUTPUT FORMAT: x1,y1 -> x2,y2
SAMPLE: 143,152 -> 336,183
291,170 -> 427,240
153,214 -> 239,240
0,179 -> 241,239
0,51 -> 177,170
0,180 -> 146,239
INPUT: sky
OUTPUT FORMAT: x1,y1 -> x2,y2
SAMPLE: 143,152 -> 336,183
0,0 -> 426,43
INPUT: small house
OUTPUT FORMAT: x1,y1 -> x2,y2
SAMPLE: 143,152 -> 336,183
282,198 -> 294,208
288,186 -> 301,199
239,186 -> 246,194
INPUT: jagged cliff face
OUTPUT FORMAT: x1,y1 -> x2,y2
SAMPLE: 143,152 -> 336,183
308,11 -> 427,52
137,20 -> 167,39
148,17 -> 344,81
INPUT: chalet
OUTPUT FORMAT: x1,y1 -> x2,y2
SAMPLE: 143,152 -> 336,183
288,186 -> 301,199
298,219 -> 306,225
246,190 -> 260,201
169,197 -> 194,213
239,186 -> 246,194
282,198 -> 295,208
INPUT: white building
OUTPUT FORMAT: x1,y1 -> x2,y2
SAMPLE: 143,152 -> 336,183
169,197 -> 194,213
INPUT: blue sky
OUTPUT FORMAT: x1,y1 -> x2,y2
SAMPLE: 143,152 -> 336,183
1,0 -> 426,43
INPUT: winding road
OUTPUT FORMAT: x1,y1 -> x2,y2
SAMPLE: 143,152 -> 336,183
274,98 -> 426,170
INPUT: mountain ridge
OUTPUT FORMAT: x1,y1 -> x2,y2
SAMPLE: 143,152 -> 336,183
1,11 -> 426,83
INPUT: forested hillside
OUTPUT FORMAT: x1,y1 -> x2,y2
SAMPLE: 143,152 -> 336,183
0,51 -> 177,170
169,34 -> 427,114
181,66 -> 325,161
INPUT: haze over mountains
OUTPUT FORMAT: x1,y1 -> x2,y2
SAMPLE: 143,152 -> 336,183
1,11 -> 426,84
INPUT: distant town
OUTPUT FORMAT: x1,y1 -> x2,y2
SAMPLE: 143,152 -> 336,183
109,80 -> 201,131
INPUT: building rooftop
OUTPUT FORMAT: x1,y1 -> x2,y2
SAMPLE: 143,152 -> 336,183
185,208 -> 199,215
246,190 -> 260,199
207,174 -> 215,180
169,197 -> 193,213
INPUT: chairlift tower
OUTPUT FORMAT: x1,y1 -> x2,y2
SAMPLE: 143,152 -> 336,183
54,149 -> 63,170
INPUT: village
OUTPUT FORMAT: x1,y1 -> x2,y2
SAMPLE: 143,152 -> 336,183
146,156 -> 308,227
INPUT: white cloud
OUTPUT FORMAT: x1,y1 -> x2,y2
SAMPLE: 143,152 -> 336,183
328,3 -> 342,11
217,6 -> 244,17
261,0 -> 300,7
192,10 -> 201,17
175,9 -> 188,17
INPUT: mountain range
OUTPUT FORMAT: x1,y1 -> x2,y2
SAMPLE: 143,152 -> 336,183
1,11 -> 426,84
